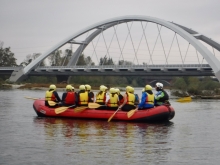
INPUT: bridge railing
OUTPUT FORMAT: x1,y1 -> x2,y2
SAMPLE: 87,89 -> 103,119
0,66 -> 23,70
33,64 -> 211,70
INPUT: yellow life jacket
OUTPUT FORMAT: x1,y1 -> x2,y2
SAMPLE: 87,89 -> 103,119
96,92 -> 105,104
126,92 -> 135,105
45,90 -> 55,101
107,94 -> 118,107
79,92 -> 88,105
145,92 -> 155,105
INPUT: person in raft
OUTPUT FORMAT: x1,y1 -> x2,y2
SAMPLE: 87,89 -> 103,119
94,85 -> 107,109
137,85 -> 155,110
154,82 -> 169,106
105,88 -> 119,110
85,84 -> 94,103
115,88 -> 124,105
130,87 -> 140,106
45,84 -> 61,106
118,86 -> 136,112
61,85 -> 77,107
78,85 -> 89,107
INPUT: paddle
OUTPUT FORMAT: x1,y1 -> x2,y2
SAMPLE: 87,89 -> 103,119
24,96 -> 39,100
47,101 -> 57,106
55,105 -> 75,114
108,108 -> 121,122
127,108 -> 138,118
88,102 -> 106,109
24,96 -> 57,106
74,106 -> 88,113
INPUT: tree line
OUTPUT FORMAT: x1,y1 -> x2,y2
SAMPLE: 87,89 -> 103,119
171,77 -> 220,96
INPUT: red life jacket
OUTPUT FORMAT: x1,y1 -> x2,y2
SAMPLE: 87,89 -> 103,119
65,92 -> 75,104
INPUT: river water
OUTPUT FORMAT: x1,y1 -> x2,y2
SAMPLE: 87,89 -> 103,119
0,89 -> 220,165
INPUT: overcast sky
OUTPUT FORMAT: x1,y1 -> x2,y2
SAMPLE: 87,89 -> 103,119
1,0 -> 220,64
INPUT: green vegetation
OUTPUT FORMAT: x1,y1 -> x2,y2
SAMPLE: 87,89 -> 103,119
171,77 -> 220,96
0,43 -> 17,67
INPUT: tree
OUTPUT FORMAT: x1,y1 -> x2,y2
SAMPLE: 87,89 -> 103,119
48,50 -> 63,66
118,60 -> 133,65
0,43 -> 17,66
20,53 -> 45,67
187,77 -> 200,94
99,55 -> 114,65
61,49 -> 73,66
85,56 -> 95,66
172,77 -> 187,91
76,54 -> 87,65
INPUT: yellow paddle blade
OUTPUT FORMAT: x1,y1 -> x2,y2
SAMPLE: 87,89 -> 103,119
88,103 -> 102,109
48,101 -> 57,106
74,106 -> 87,113
127,109 -> 136,118
55,107 -> 69,114
176,96 -> 192,102
24,96 -> 39,100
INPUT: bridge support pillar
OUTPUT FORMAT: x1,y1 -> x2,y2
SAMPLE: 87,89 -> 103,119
215,70 -> 220,82
56,75 -> 70,84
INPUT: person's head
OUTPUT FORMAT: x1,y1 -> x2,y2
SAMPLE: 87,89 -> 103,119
100,85 -> 106,92
115,88 -> 120,94
85,84 -> 91,91
49,84 -> 56,91
104,86 -> 108,92
110,88 -> 116,94
66,85 -> 72,91
79,85 -> 86,91
155,82 -> 163,91
145,85 -> 152,91
126,86 -> 133,93
71,86 -> 75,91
130,87 -> 134,94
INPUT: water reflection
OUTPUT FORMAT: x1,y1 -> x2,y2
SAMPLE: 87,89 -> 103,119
33,117 -> 174,163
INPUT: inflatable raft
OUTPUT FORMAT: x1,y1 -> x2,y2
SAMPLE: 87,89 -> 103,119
33,99 -> 175,122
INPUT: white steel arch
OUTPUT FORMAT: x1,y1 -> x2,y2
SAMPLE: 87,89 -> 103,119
9,15 -> 220,82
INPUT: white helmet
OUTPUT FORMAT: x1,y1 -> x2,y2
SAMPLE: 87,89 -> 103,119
156,82 -> 163,89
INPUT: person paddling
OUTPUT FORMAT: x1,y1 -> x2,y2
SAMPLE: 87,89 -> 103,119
85,84 -> 94,103
78,85 -> 89,107
95,85 -> 107,109
61,85 -> 77,107
118,86 -> 136,112
105,88 -> 119,110
115,88 -> 124,105
137,85 -> 155,110
45,84 -> 61,106
154,82 -> 169,106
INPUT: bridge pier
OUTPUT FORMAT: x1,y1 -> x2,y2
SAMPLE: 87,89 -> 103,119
56,75 -> 69,84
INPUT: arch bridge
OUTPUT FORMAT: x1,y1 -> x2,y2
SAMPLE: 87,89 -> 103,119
9,15 -> 220,82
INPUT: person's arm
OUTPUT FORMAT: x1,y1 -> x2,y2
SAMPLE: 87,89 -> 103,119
138,93 -> 147,108
62,93 -> 66,102
119,94 -> 127,109
54,91 -> 61,102
105,95 -> 110,105
74,92 -> 78,105
155,91 -> 164,100
89,92 -> 94,102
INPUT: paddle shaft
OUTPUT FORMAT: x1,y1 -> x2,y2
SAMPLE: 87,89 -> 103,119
108,108 -> 120,122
